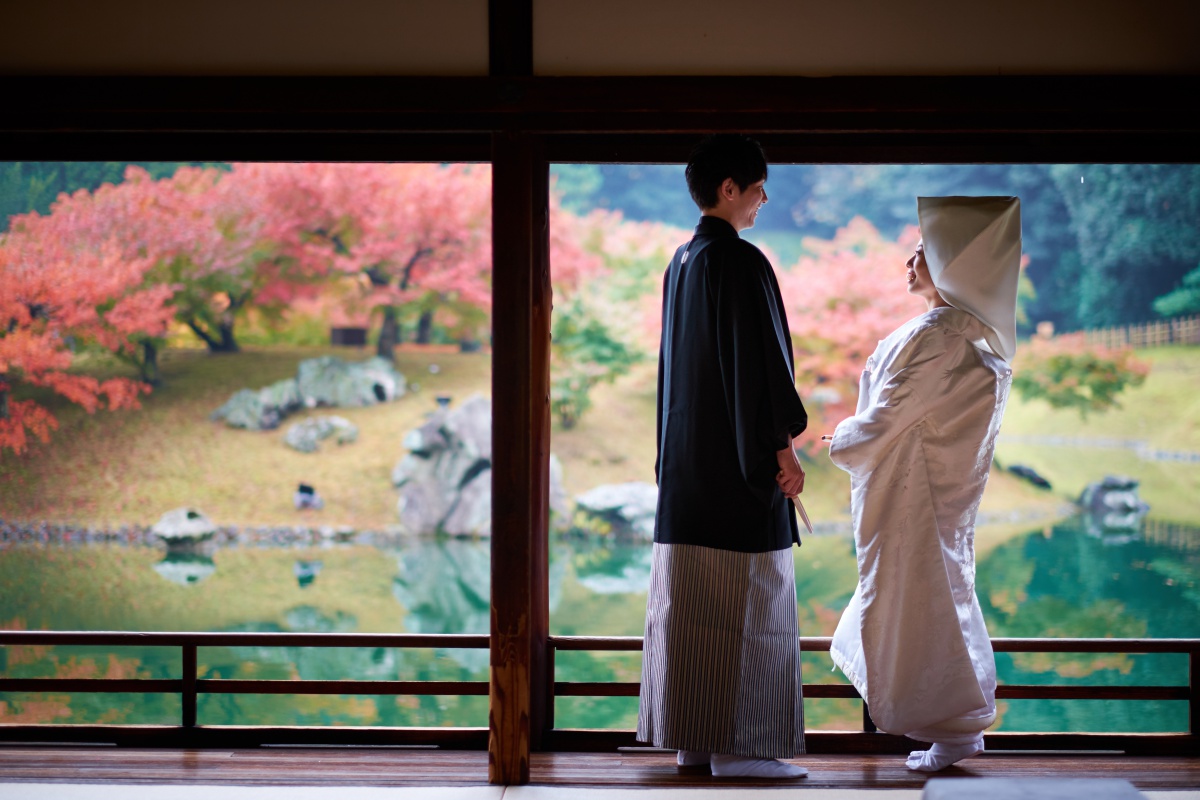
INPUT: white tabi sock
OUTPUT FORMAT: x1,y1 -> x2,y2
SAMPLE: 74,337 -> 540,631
676,750 -> 710,767
710,753 -> 808,779
905,737 -> 984,772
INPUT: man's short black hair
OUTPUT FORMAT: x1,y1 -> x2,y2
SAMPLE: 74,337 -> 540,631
685,134 -> 768,211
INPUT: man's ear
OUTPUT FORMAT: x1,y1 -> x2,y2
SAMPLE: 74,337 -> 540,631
720,177 -> 737,201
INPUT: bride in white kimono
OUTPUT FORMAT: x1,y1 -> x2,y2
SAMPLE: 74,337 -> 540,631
828,196 -> 1022,772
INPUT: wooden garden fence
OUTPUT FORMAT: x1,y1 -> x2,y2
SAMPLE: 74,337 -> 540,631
1081,315 -> 1200,349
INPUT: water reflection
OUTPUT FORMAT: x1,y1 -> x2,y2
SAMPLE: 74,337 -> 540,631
153,552 -> 216,585
294,560 -> 323,589
1078,475 -> 1151,542
1,516 -> 1197,730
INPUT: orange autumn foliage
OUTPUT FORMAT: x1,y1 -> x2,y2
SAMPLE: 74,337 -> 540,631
0,195 -> 175,454
778,218 -> 927,451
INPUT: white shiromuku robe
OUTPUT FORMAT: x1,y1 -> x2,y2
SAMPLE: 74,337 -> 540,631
828,306 -> 1011,744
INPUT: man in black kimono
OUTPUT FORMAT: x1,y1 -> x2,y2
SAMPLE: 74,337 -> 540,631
637,135 -> 809,779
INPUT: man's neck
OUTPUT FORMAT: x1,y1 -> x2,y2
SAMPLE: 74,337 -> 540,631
700,210 -> 741,232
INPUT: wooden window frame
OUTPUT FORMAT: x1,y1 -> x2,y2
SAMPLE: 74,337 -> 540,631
2,71 -> 1197,785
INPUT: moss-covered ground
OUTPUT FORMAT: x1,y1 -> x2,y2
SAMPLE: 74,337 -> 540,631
2,343 -> 1196,530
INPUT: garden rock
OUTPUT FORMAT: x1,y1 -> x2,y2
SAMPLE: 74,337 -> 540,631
284,415 -> 359,453
297,355 -> 406,408
151,507 -> 217,550
574,482 -> 658,540
294,483 -> 325,511
210,378 -> 301,430
211,356 -> 405,431
392,394 -> 568,536
1007,464 -> 1052,490
1078,474 -> 1150,537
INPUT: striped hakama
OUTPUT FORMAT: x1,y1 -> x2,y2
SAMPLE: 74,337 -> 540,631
637,542 -> 805,759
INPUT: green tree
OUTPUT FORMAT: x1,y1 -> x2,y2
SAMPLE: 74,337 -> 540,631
801,164 -> 1079,331
1153,264 -> 1200,317
1012,333 -> 1149,419
550,295 -> 643,429
0,162 -> 225,232
1051,164 -> 1200,328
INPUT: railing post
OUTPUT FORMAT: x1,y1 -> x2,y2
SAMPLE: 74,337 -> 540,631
545,641 -> 556,735
182,644 -> 197,729
1191,649 -> 1198,736
862,700 -> 877,733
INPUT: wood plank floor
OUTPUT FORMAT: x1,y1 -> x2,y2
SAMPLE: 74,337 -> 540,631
1,747 -> 1198,791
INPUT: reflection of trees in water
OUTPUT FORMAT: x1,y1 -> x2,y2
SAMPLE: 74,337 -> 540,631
203,605 -> 489,727
978,515 -> 1200,733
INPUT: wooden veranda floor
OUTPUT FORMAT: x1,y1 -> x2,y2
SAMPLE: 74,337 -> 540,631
1,746 -> 1198,792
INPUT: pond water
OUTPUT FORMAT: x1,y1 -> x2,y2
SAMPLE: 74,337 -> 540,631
1,514 -> 1197,734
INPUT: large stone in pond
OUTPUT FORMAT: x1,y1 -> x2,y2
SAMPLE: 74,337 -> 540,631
443,467 -> 492,537
151,507 -> 217,549
574,482 -> 658,540
284,415 -> 359,453
392,394 -> 568,536
1078,474 -> 1150,536
297,355 -> 406,409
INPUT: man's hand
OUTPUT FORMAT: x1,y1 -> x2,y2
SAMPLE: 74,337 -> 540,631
775,446 -> 805,499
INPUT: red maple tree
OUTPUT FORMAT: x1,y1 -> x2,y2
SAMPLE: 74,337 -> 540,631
778,218 -> 927,451
0,195 -> 175,455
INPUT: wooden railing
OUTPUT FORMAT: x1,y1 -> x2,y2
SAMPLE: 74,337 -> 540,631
547,636 -> 1200,755
1,631 -> 1197,755
0,631 -> 490,748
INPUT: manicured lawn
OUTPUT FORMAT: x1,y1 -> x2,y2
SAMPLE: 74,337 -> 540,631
8,341 -> 1190,531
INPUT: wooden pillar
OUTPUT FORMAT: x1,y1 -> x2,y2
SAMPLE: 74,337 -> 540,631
488,0 -> 533,77
489,130 -> 551,785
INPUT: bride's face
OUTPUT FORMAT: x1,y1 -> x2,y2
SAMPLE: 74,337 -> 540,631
905,241 -> 939,302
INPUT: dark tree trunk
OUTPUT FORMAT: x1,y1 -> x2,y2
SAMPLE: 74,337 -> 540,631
214,319 -> 239,352
186,319 -> 239,353
213,306 -> 240,352
377,306 -> 400,361
0,386 -> 9,420
415,309 -> 434,344
141,340 -> 161,386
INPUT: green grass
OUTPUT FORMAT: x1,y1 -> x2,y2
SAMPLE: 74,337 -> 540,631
0,345 -> 491,529
4,342 -> 1194,530
996,345 -> 1200,525
1001,345 -> 1200,452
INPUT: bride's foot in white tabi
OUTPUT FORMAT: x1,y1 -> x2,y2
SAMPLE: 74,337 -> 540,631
905,736 -> 984,772
710,753 -> 808,778
676,750 -> 711,767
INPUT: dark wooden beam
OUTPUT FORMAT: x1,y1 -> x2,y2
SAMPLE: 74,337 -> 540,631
2,75 -> 1197,136
489,0 -> 533,77
488,130 -> 551,785
0,725 -> 489,749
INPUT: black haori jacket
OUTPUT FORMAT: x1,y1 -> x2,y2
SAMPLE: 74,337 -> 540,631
654,216 -> 808,553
